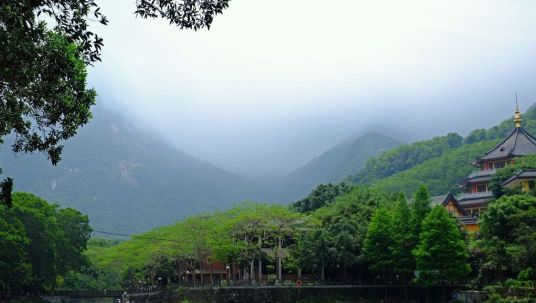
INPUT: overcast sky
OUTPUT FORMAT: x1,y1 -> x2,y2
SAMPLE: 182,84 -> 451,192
88,0 -> 536,177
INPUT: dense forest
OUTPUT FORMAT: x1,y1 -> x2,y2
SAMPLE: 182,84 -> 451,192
349,104 -> 536,196
79,180 -> 536,302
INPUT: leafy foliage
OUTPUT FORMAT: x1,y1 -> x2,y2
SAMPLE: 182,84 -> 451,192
479,195 -> 536,284
410,184 -> 432,238
353,133 -> 463,185
364,207 -> 394,276
391,194 -> 414,281
413,206 -> 470,285
292,182 -> 353,213
135,0 -> 230,30
91,202 -> 309,284
0,192 -> 92,294
369,140 -> 498,196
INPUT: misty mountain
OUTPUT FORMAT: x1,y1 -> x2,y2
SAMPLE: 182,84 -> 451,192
277,132 -> 401,201
0,107 -> 271,234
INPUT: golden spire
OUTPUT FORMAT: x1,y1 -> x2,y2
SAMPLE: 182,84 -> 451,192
514,103 -> 522,128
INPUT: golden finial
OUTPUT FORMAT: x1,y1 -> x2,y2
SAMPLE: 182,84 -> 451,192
514,94 -> 522,128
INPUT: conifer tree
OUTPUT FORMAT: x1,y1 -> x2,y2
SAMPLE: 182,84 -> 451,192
364,207 -> 395,280
410,185 -> 432,243
413,206 -> 470,285
391,193 -> 415,282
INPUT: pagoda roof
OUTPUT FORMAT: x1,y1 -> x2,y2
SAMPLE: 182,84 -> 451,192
476,127 -> 536,163
501,168 -> 536,188
456,191 -> 494,207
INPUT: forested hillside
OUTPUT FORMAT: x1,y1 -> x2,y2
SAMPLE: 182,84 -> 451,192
370,140 -> 498,195
89,187 -> 396,285
352,104 -> 536,196
278,132 -> 400,201
352,133 -> 464,185
0,107 -> 271,234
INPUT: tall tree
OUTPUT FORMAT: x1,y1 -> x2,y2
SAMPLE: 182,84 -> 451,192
410,185 -> 432,240
391,193 -> 415,282
291,227 -> 331,281
364,207 -> 395,280
56,208 -> 92,273
0,208 -> 32,294
10,193 -> 59,291
413,206 -> 470,286
265,205 -> 304,281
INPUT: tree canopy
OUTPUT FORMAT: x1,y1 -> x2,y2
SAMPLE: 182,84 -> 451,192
0,192 -> 92,294
413,206 -> 470,286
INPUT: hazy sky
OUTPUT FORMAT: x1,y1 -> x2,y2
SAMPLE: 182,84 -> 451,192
89,0 -> 536,177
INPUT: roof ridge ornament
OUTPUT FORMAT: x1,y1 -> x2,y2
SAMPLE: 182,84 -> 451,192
514,94 -> 522,128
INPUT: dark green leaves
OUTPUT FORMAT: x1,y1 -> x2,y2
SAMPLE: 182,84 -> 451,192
0,177 -> 13,208
134,0 -> 231,30
413,206 -> 470,285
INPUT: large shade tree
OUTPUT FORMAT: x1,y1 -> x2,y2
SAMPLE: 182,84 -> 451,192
479,194 -> 536,283
0,0 -> 231,206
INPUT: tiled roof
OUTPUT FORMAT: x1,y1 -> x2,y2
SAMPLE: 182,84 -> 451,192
501,168 -> 536,187
477,127 -> 536,162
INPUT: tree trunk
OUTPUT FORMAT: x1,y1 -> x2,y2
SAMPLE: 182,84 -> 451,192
200,262 -> 204,285
258,257 -> 263,281
277,238 -> 282,281
297,268 -> 302,280
258,236 -> 263,281
250,259 -> 255,283
321,262 -> 325,282
209,262 -> 213,285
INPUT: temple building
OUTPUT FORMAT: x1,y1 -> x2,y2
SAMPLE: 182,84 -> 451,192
437,106 -> 536,231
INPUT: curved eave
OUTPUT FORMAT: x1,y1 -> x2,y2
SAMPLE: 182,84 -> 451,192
475,128 -> 518,164
476,127 -> 536,164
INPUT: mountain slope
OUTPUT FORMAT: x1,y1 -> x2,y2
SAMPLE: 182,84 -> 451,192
370,140 -> 498,196
277,132 -> 400,201
353,104 -> 536,188
360,104 -> 536,196
0,107 -> 270,234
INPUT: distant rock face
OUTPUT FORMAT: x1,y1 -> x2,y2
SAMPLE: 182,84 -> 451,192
0,106 -> 271,234
276,132 -> 401,202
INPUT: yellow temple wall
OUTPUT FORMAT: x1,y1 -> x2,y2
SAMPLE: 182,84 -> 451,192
522,180 -> 530,192
464,224 -> 480,232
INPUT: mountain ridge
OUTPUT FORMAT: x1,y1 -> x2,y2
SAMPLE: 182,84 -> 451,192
0,106 -> 272,234
276,131 -> 401,201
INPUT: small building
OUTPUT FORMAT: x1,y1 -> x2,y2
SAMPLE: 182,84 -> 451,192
437,106 -> 536,231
